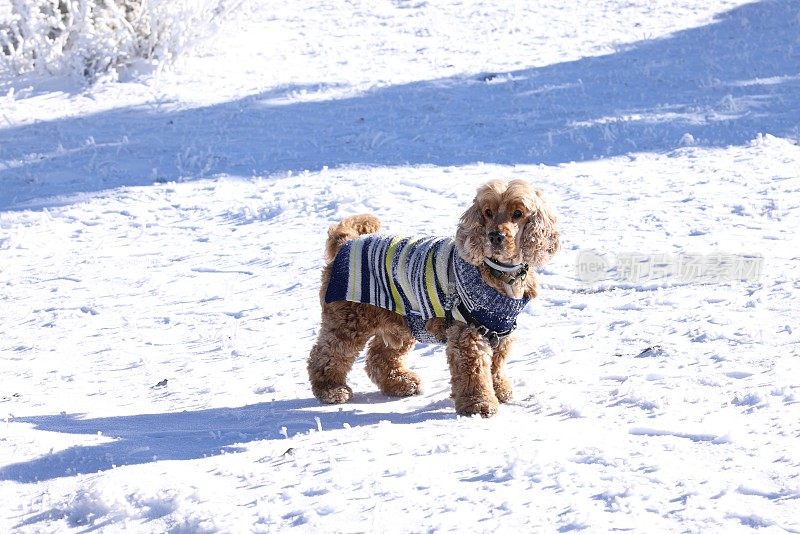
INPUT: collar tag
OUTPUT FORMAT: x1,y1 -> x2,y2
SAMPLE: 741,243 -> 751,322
484,258 -> 529,284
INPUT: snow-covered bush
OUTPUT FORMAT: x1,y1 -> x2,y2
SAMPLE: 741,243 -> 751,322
0,0 -> 229,83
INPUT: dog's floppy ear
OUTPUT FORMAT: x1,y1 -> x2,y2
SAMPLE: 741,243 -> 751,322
454,195 -> 486,265
521,191 -> 560,267
459,198 -> 483,230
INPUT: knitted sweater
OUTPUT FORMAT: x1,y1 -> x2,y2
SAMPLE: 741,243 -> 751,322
325,235 -> 529,343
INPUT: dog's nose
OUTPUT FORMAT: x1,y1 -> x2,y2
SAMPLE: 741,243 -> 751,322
488,231 -> 505,247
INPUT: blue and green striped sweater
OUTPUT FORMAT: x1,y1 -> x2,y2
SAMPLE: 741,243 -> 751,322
325,235 -> 529,343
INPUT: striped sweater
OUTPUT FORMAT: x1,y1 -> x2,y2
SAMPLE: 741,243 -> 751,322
325,235 -> 529,343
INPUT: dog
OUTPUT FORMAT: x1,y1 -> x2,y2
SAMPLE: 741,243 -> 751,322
307,179 -> 560,417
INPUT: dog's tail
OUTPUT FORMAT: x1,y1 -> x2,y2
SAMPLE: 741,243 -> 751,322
325,214 -> 381,262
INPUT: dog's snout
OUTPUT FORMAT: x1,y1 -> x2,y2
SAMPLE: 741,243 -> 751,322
488,231 -> 504,247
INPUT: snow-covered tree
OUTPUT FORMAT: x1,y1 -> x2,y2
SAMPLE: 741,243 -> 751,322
0,0 -> 229,83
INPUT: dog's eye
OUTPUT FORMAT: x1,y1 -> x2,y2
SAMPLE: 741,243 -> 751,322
484,208 -> 493,218
512,210 -> 523,220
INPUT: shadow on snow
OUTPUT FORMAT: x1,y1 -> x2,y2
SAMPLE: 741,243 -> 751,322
1,0 -> 798,209
0,396 -> 456,484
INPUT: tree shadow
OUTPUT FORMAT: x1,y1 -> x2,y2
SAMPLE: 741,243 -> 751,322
1,0 -> 797,209
0,397 -> 456,484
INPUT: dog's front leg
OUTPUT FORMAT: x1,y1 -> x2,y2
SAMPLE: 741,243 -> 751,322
491,335 -> 515,403
446,323 -> 499,417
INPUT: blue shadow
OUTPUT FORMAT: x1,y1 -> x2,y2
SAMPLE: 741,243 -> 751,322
0,397 -> 455,484
0,0 -> 797,208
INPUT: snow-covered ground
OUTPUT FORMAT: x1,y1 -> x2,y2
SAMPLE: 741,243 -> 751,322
1,0 -> 799,532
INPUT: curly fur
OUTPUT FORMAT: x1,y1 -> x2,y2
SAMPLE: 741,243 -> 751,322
307,180 -> 560,417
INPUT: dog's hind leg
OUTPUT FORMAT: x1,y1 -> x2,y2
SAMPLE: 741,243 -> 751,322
307,305 -> 374,404
365,324 -> 421,397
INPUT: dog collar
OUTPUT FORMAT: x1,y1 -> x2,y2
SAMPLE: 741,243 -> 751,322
484,258 -> 529,285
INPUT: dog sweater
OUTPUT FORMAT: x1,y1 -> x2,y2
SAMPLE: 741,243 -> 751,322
324,235 -> 529,344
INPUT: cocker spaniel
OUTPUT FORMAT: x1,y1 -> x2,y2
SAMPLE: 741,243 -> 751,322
307,179 -> 560,417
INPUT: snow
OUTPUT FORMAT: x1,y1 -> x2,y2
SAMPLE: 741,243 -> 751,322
1,0 -> 800,532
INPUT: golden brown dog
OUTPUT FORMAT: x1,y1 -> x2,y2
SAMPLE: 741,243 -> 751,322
307,179 -> 560,417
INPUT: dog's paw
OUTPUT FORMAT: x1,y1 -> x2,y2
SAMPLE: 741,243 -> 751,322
455,396 -> 500,418
379,370 -> 422,397
493,375 -> 513,403
313,383 -> 353,404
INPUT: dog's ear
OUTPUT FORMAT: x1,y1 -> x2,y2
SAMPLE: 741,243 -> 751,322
459,198 -> 484,230
454,196 -> 486,265
521,193 -> 560,267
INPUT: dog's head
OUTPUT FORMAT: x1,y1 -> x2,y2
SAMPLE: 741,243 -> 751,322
455,179 -> 560,269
